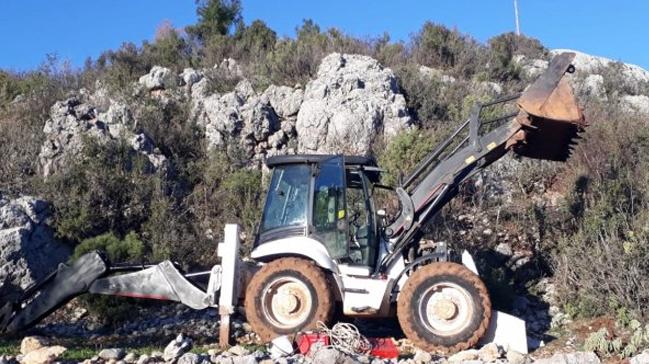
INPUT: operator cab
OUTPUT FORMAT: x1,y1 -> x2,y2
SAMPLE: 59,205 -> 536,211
256,155 -> 382,268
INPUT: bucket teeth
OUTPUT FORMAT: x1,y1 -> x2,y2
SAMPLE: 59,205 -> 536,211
514,117 -> 585,161
511,52 -> 588,161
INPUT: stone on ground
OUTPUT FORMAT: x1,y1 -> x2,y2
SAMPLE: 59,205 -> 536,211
447,349 -> 479,363
123,353 -> 138,363
534,351 -> 600,364
20,336 -> 50,355
226,345 -> 250,357
630,350 -> 649,364
506,350 -> 527,364
98,348 -> 126,361
177,352 -> 202,364
136,354 -> 151,364
310,347 -> 356,364
163,334 -> 193,363
21,346 -> 66,364
412,350 -> 432,364
478,342 -> 504,362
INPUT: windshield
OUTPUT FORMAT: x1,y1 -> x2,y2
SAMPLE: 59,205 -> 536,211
260,164 -> 310,232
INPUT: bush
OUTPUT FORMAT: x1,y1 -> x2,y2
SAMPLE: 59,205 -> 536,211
395,64 -> 475,127
73,231 -> 144,262
372,33 -> 408,68
96,42 -> 151,95
186,151 -> 264,259
0,56 -> 79,195
487,33 -> 547,82
186,0 -> 242,44
411,22 -> 486,78
42,138 -> 160,242
255,20 -> 370,87
141,22 -> 193,71
232,20 -> 277,64
395,64 -> 449,124
377,129 -> 436,186
550,105 -> 649,319
72,231 -> 147,325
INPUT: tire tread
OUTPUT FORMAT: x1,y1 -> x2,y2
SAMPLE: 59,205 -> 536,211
397,262 -> 492,353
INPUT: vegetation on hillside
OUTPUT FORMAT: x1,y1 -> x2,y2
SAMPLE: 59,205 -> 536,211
1,0 -> 648,324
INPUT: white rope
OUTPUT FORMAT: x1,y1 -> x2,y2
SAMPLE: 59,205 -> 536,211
316,321 -> 372,356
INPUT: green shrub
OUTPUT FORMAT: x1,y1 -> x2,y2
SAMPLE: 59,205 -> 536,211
232,20 -> 277,63
550,106 -> 649,319
377,129 -> 436,186
142,23 -> 193,71
583,320 -> 649,358
0,56 -> 79,195
487,32 -> 546,82
73,231 -> 147,325
96,42 -> 151,95
73,231 -> 144,262
395,64 -> 449,124
186,0 -> 242,44
411,22 -> 486,78
254,19 -> 369,87
43,138 -> 159,242
186,151 -> 264,257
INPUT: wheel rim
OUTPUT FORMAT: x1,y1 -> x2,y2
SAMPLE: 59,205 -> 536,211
261,276 -> 313,329
419,281 -> 475,337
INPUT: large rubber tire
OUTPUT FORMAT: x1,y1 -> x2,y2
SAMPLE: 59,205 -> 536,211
244,258 -> 334,342
397,262 -> 492,353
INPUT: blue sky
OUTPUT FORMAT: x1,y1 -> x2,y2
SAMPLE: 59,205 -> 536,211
1,0 -> 647,72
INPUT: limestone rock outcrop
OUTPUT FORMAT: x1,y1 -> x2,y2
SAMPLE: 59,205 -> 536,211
296,53 -> 412,155
138,66 -> 178,91
38,96 -> 168,177
190,79 -> 301,166
0,195 -> 70,302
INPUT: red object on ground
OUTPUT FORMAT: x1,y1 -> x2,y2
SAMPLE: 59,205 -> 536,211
296,332 -> 330,354
368,338 -> 399,359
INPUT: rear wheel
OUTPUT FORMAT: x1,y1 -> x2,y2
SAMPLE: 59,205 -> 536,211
244,258 -> 334,342
397,262 -> 491,353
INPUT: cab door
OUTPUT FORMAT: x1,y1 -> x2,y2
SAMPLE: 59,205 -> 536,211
346,170 -> 378,267
310,156 -> 348,259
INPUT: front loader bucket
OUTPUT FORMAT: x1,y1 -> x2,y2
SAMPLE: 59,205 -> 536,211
512,52 -> 587,161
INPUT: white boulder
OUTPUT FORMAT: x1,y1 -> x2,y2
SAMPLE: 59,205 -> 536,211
0,196 -> 70,302
138,66 -> 178,91
296,53 -> 412,155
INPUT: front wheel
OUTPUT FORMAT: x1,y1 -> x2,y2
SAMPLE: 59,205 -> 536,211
397,262 -> 491,353
244,257 -> 334,342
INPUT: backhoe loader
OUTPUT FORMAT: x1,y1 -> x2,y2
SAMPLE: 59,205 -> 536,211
0,52 -> 586,353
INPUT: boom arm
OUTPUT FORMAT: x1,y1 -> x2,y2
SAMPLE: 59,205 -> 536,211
377,52 -> 586,273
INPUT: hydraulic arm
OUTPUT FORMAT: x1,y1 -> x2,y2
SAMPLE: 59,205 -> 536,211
378,52 -> 586,272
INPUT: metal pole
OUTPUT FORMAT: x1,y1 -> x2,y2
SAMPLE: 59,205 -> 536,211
218,224 -> 241,348
514,0 -> 521,36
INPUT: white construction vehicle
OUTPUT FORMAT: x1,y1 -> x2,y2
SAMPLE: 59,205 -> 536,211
0,53 -> 586,354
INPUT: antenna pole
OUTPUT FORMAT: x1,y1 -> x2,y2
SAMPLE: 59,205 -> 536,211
514,0 -> 521,36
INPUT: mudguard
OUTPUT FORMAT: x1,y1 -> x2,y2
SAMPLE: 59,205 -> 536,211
250,237 -> 339,273
250,236 -> 344,298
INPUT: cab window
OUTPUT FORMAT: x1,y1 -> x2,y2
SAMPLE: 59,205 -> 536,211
260,165 -> 310,232
312,157 -> 348,258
